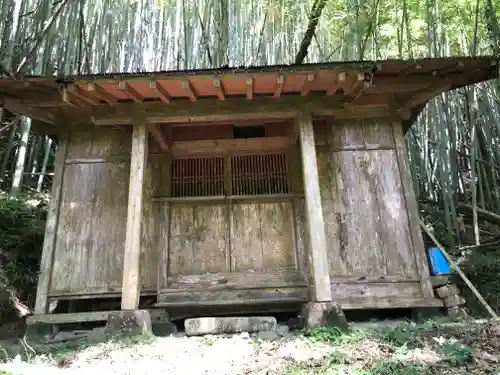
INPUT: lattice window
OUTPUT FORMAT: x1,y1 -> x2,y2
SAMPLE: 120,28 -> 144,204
231,153 -> 289,195
171,157 -> 225,197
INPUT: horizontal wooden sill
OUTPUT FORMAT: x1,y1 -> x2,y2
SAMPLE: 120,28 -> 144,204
151,193 -> 304,203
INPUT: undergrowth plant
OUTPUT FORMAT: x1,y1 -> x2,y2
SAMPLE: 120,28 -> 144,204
0,193 -> 47,320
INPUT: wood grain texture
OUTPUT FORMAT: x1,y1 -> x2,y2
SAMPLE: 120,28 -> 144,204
316,144 -> 346,276
157,287 -> 309,305
164,269 -> 305,291
298,114 -> 332,302
51,127 -> 134,299
169,203 -> 228,276
315,120 -> 420,282
392,122 -> 434,298
231,202 -> 295,272
330,120 -> 395,152
330,154 -> 417,277
121,123 -> 148,309
34,132 -> 68,314
330,281 -> 422,299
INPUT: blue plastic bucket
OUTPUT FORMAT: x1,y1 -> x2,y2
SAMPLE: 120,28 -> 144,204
427,247 -> 451,275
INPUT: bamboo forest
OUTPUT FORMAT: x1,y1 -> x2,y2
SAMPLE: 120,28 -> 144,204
1,1 -> 500,275
1,0 -> 500,373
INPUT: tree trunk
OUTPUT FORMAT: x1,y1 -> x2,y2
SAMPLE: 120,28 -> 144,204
10,117 -> 31,197
294,0 -> 327,64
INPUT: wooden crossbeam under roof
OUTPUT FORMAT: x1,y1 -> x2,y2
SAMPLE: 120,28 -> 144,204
0,56 -> 498,134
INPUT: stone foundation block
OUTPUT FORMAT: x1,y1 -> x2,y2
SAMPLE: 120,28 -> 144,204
435,285 -> 460,299
443,295 -> 466,308
411,307 -> 441,323
184,316 -> 277,336
301,302 -> 349,330
105,310 -> 152,337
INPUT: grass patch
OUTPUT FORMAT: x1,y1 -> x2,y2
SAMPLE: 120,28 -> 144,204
284,320 -> 499,375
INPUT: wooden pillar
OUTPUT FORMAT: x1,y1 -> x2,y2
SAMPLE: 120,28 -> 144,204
392,122 -> 434,298
121,124 -> 148,310
297,114 -> 332,302
34,132 -> 68,314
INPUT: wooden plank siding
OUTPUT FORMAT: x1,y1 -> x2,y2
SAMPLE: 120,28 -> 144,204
45,120 -> 435,309
317,120 -> 419,279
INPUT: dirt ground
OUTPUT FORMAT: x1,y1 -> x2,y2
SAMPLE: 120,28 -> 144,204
0,319 -> 499,375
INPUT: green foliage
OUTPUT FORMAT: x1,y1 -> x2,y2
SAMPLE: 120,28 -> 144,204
441,341 -> 474,366
455,249 -> 500,317
0,193 -> 47,311
303,325 -> 370,345
368,361 -> 422,375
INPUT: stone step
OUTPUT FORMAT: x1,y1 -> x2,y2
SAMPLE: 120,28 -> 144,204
184,316 -> 277,336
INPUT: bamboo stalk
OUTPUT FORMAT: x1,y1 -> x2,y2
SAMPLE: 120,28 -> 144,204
420,220 -> 499,320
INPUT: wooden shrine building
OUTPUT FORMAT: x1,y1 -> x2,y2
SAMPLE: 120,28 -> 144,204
0,56 -> 498,325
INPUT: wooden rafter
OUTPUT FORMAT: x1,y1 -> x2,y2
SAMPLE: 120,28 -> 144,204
147,123 -> 169,152
67,84 -> 100,106
86,82 -> 117,105
246,78 -> 253,99
213,78 -> 225,100
300,73 -> 315,96
182,80 -> 197,102
150,80 -> 171,103
61,86 -> 76,107
119,81 -> 143,103
344,72 -> 367,97
327,72 -> 346,96
273,75 -> 285,98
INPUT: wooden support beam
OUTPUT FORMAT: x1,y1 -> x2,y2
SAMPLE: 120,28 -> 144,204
182,80 -> 197,102
34,132 -> 68,314
300,74 -> 315,96
87,82 -> 117,105
150,80 -> 171,103
4,99 -> 55,124
392,122 -> 434,299
297,113 -> 332,302
119,81 -> 144,103
397,83 -> 451,119
246,78 -> 253,100
121,124 -> 148,310
273,75 -> 285,98
172,136 -> 290,157
147,123 -> 169,152
89,94 -> 392,126
214,78 -> 225,100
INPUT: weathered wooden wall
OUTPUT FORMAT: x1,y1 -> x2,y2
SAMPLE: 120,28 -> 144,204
311,120 -> 429,305
50,128 -> 133,296
47,120 -> 432,308
48,128 -> 305,299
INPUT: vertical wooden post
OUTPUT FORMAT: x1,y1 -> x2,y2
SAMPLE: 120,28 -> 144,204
392,122 -> 434,298
34,132 -> 68,314
121,124 -> 148,310
35,133 -> 68,314
297,113 -> 332,302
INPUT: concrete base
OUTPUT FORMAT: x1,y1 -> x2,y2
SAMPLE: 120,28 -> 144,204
300,302 -> 349,330
105,310 -> 152,337
184,316 -> 277,336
